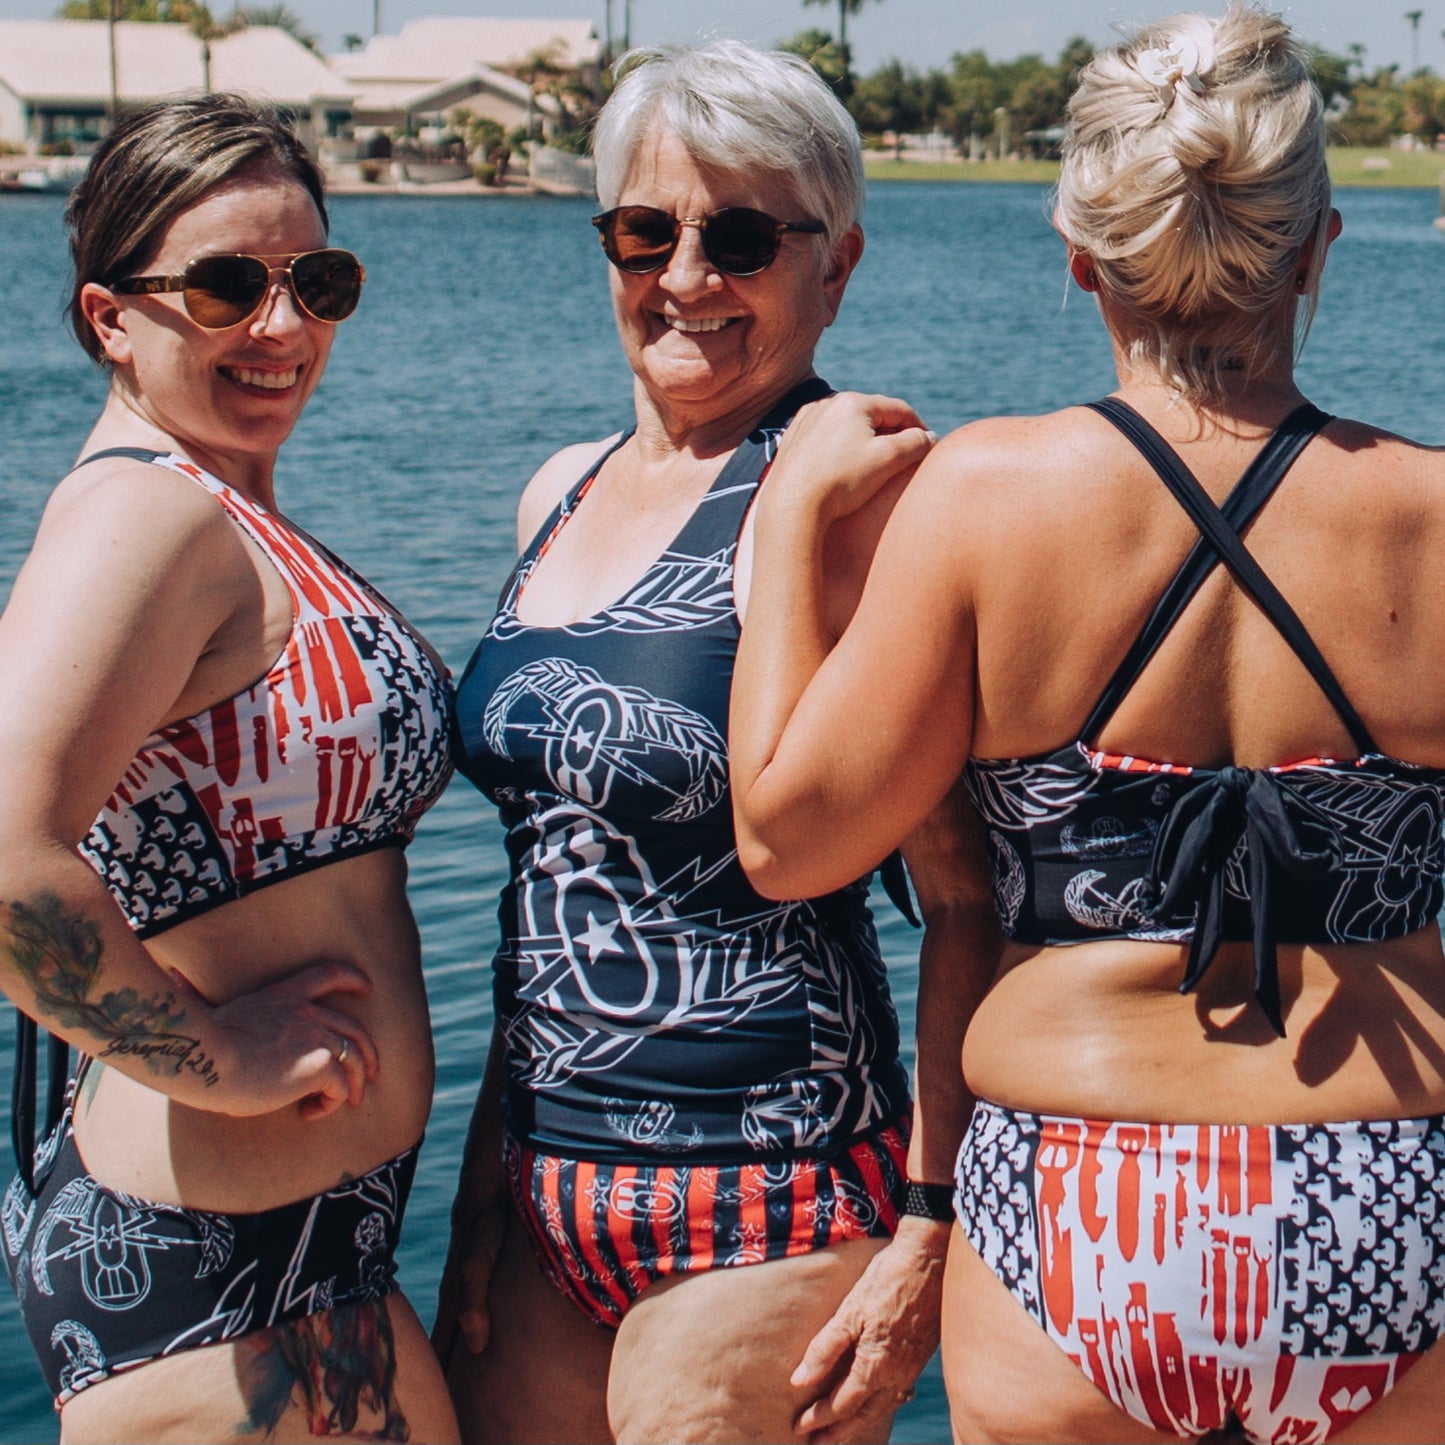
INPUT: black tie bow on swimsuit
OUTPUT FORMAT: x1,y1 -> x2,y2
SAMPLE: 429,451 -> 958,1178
1146,764 -> 1342,1036
1081,396 -> 1360,1040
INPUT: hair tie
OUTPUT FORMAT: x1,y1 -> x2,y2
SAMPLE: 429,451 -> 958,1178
1135,35 -> 1208,107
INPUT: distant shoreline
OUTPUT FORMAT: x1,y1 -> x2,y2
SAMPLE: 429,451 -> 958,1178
864,146 -> 1445,190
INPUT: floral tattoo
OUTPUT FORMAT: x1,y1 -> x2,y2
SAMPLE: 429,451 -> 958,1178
4,892 -> 219,1087
239,1300 -> 410,1441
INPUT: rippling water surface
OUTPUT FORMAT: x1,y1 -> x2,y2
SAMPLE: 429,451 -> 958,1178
0,180 -> 1441,1442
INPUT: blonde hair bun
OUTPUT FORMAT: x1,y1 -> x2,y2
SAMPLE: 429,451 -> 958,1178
1056,3 -> 1331,399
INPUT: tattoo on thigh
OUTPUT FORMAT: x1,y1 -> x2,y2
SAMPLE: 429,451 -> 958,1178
239,1301 -> 410,1441
3,893 -> 219,1088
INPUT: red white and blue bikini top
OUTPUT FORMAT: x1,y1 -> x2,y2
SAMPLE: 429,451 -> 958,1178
964,399 -> 1445,1034
77,448 -> 454,938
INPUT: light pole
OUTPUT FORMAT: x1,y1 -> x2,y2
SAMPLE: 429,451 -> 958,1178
1406,9 -> 1424,70
107,0 -> 119,122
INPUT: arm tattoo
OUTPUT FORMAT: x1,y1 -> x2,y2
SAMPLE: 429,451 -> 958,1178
239,1299 -> 410,1441
4,893 -> 219,1088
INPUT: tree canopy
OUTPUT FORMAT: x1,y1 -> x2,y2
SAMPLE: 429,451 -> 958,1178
777,27 -> 1444,151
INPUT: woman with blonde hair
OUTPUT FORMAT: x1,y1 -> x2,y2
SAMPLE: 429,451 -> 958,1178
730,5 -> 1445,1441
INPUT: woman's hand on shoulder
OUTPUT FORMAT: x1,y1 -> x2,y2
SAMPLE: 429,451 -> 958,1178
765,392 -> 935,527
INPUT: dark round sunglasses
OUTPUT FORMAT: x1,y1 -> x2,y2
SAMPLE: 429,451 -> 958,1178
591,206 -> 826,277
112,248 -> 365,328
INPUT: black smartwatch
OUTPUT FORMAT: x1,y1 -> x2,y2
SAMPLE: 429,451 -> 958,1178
901,1180 -> 954,1222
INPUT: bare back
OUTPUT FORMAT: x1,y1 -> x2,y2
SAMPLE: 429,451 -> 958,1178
955,398 -> 1445,1124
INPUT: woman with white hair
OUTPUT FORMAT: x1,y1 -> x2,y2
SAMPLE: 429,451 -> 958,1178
731,5 -> 1445,1441
434,39 -> 976,1445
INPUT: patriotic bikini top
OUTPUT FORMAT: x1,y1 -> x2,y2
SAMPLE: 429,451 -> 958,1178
77,448 -> 454,937
963,399 -> 1445,1035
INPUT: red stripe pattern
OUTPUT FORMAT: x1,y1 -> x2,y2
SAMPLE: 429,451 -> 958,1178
79,454 -> 453,936
505,1122 -> 909,1326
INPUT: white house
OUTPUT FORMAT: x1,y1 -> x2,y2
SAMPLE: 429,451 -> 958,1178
331,17 -> 601,138
0,19 -> 354,153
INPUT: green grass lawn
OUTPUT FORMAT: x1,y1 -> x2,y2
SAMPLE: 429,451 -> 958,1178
863,147 -> 1445,190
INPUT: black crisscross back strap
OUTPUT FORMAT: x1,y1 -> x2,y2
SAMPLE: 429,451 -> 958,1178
1078,398 -> 1373,756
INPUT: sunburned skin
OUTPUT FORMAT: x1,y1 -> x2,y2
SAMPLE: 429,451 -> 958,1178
4,892 -> 220,1091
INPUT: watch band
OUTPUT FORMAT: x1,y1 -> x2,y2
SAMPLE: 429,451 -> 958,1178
900,1180 -> 955,1222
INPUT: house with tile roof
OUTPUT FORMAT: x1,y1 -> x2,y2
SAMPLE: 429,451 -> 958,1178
331,17 -> 601,138
0,19 -> 353,153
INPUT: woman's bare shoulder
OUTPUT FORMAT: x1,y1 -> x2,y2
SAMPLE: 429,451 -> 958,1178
515,434 -> 624,550
914,407 -> 1105,507
40,453 -> 243,563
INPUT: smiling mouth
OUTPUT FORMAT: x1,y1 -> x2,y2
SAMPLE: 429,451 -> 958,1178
665,316 -> 738,334
222,365 -> 300,390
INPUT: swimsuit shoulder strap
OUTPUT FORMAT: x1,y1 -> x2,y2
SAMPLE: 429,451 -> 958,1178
1078,396 -> 1373,754
73,447 -> 168,467
676,375 -> 839,554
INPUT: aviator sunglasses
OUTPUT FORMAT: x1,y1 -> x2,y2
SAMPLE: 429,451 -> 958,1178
592,206 -> 826,276
111,248 -> 366,328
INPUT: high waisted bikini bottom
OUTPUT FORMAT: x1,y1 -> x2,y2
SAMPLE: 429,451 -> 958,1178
1,1088 -> 418,1406
507,1117 -> 910,1326
954,1101 -> 1445,1443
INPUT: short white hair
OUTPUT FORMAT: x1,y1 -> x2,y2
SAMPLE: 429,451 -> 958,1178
1055,3 -> 1332,400
592,39 -> 864,244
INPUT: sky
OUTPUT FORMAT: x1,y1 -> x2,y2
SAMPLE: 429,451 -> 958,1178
0,0 -> 1434,74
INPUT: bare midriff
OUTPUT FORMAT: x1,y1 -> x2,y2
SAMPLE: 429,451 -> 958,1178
70,846 -> 434,1213
962,927 -> 1445,1126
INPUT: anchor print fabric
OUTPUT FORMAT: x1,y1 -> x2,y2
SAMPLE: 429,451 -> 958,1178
1,1103 -> 416,1405
456,403 -> 910,1164
79,452 -> 453,938
965,744 -> 1445,951
956,1102 -> 1445,1443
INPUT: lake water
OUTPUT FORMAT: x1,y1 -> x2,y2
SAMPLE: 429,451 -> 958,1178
0,179 -> 1442,1443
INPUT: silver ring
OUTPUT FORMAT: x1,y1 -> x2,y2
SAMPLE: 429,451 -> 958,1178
337,1037 -> 350,1064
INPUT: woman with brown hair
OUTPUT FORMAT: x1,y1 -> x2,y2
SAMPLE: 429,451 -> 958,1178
0,96 -> 458,1443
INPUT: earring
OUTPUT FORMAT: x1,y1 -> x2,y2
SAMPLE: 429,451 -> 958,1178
1294,273 -> 1307,293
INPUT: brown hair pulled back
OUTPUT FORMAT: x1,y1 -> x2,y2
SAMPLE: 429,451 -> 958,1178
65,94 -> 328,363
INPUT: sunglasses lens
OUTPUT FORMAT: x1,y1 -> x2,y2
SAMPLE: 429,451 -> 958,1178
604,207 -> 680,272
292,249 -> 364,322
702,209 -> 781,275
182,254 -> 268,328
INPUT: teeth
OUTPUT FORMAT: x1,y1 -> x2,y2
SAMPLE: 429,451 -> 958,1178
228,366 -> 298,389
668,316 -> 733,333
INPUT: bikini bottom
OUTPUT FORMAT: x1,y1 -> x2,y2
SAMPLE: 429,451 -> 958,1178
506,1116 -> 910,1327
954,1100 -> 1445,1444
0,1087 -> 418,1407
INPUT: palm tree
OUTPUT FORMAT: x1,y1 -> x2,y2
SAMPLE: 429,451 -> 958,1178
801,0 -> 877,92
236,2 -> 320,52
1406,9 -> 1424,70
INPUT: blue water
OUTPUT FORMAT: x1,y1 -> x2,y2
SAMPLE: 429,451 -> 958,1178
0,180 -> 1441,1443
